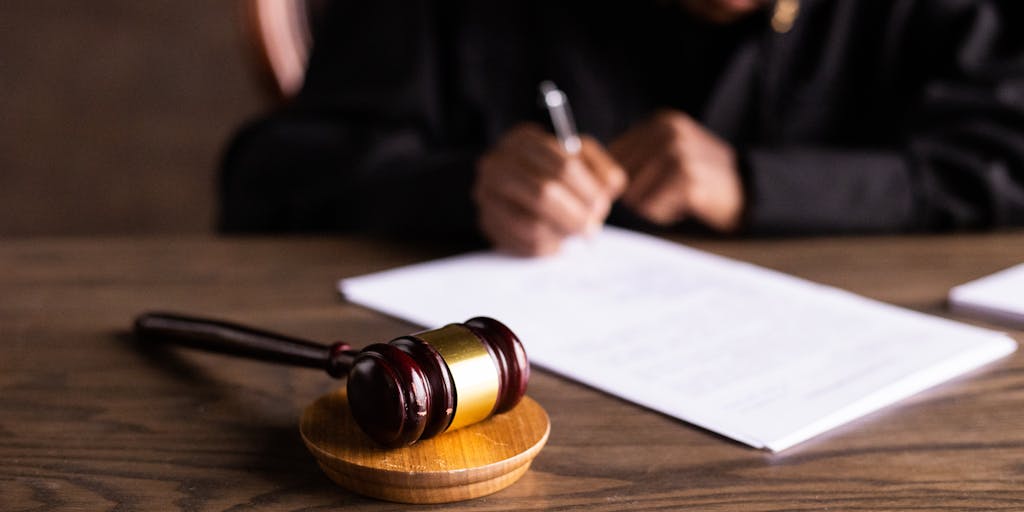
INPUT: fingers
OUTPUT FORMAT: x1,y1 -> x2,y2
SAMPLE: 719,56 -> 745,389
613,111 -> 696,226
505,128 -> 612,219
476,153 -> 594,237
608,124 -> 653,175
501,124 -> 567,172
474,123 -> 623,255
498,127 -> 605,235
580,136 -> 627,196
621,151 -> 689,225
609,110 -> 684,176
577,136 -> 627,230
612,110 -> 745,230
477,192 -> 563,256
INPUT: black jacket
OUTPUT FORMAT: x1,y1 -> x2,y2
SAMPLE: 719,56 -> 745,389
221,0 -> 1024,237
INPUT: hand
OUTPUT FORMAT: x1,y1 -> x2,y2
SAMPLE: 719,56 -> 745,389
474,123 -> 626,256
610,110 -> 744,232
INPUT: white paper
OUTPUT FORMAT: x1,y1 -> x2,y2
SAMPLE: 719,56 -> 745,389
340,227 -> 1016,452
950,263 -> 1024,328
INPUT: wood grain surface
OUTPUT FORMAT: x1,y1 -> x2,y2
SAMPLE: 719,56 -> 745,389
2,233 -> 1023,511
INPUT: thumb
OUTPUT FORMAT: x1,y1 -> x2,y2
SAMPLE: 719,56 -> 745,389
579,136 -> 627,197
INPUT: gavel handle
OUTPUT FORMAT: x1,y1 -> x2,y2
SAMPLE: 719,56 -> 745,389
133,312 -> 355,378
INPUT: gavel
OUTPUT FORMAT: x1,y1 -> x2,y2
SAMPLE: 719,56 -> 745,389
133,312 -> 529,447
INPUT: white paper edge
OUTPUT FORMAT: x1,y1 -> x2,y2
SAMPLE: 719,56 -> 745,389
764,333 -> 1017,452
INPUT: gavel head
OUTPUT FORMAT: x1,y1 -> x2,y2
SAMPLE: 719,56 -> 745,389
346,317 -> 529,447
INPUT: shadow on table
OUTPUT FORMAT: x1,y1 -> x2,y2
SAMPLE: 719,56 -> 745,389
117,330 -> 394,508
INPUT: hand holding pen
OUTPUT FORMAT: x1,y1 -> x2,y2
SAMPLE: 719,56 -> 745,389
472,82 -> 625,256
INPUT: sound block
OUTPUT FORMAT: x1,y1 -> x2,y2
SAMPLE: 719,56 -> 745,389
300,389 -> 550,504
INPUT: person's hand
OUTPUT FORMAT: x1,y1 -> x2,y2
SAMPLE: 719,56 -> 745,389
610,110 -> 745,232
474,123 -> 626,256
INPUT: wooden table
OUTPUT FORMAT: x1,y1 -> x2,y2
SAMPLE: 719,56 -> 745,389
3,233 -> 1023,511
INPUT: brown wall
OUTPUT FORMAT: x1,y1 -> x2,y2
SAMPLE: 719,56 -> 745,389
0,1 -> 267,235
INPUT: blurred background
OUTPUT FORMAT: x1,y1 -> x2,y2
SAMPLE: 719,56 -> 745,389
0,1 -> 275,235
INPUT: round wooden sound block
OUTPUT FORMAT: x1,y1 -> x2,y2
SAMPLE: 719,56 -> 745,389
300,389 -> 550,504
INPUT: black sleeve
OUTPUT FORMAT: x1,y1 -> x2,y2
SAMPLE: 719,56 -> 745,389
743,0 -> 1024,234
220,0 -> 480,239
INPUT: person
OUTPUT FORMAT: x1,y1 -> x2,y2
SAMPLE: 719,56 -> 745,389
221,0 -> 1024,256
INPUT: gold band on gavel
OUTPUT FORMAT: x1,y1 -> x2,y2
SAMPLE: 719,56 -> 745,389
417,324 -> 500,432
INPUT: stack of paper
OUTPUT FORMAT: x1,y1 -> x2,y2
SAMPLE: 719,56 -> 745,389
950,263 -> 1024,329
340,227 -> 1016,452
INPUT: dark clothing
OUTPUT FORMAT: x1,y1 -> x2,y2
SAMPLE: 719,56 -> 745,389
221,0 -> 1024,237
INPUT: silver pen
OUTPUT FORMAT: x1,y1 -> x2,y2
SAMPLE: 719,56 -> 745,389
539,80 -> 606,238
539,81 -> 582,154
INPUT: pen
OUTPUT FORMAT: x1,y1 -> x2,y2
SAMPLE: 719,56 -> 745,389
539,81 -> 581,154
540,80 -> 604,238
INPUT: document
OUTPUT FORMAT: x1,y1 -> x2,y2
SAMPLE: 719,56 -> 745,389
340,227 -> 1016,452
950,263 -> 1024,329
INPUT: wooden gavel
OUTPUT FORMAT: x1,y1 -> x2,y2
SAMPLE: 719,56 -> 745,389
133,312 -> 529,447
